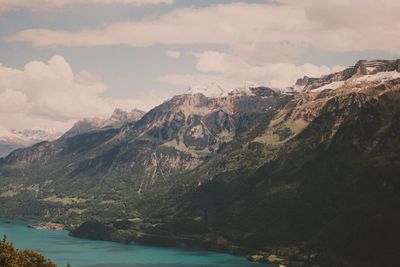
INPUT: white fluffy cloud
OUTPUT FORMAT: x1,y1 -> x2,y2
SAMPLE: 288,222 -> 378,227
0,0 -> 173,11
0,56 -> 168,131
5,0 -> 400,63
160,51 -> 344,89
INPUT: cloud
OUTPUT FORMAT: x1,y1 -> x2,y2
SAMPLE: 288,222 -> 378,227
5,0 -> 400,63
0,0 -> 173,11
160,51 -> 344,89
0,56 -> 168,131
5,2 -> 307,63
166,50 -> 181,59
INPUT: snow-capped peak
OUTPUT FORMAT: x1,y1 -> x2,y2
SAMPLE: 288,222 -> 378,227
229,81 -> 261,96
187,82 -> 230,98
187,81 -> 265,98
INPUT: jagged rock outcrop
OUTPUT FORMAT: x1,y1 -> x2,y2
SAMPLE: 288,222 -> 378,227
63,108 -> 145,138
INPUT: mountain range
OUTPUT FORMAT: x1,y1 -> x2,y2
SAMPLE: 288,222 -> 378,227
1,59 -> 400,267
0,128 -> 62,158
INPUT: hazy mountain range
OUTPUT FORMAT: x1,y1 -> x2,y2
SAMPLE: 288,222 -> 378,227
1,59 -> 400,267
0,128 -> 62,158
0,108 -> 145,157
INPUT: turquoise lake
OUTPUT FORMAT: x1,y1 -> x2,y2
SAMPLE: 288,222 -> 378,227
0,219 -> 270,267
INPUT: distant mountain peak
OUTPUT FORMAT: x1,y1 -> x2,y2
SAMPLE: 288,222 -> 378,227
228,81 -> 262,96
110,108 -> 145,123
187,82 -> 230,98
63,108 -> 145,138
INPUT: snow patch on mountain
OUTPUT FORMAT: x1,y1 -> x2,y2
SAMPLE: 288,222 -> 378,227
355,70 -> 400,83
307,70 -> 400,92
310,81 -> 346,92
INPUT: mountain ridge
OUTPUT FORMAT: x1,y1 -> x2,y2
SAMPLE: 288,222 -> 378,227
294,59 -> 400,91
1,59 -> 400,267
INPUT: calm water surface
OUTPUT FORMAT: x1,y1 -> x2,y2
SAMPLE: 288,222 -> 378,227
0,219 -> 269,267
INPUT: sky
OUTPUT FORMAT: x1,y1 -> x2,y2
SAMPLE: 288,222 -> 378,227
0,0 -> 399,132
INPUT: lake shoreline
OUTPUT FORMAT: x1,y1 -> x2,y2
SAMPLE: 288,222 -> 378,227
0,218 -> 273,267
1,216 -> 323,266
69,220 -> 290,266
1,216 -> 310,266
